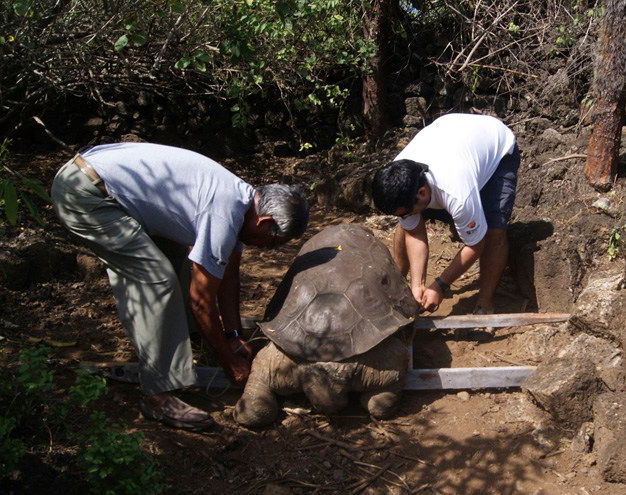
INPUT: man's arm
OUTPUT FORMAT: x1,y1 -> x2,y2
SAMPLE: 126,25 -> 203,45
404,219 -> 430,305
217,250 -> 253,360
421,238 -> 485,311
189,261 -> 251,385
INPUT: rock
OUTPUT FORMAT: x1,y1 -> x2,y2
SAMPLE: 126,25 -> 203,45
591,197 -> 616,217
404,97 -> 429,118
457,391 -> 470,401
557,333 -> 623,391
262,483 -> 293,495
21,242 -> 77,284
402,114 -> 422,127
76,254 -> 105,282
114,101 -> 129,116
571,421 -> 594,453
85,117 -> 104,128
522,356 -> 604,430
337,168 -> 373,213
514,323 -> 567,361
314,176 -> 338,208
0,250 -> 29,289
593,393 -> 626,483
363,214 -> 397,232
572,264 -> 626,348
120,133 -> 145,143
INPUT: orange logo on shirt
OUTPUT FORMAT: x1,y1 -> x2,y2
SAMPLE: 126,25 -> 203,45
467,221 -> 476,229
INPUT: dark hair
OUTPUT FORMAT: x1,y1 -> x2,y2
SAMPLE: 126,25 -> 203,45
372,159 -> 429,215
256,184 -> 309,238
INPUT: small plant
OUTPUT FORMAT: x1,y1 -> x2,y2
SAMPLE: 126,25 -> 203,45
79,411 -> 161,495
0,139 -> 51,226
0,415 -> 27,479
299,141 -> 313,152
608,228 -> 622,260
17,346 -> 54,395
1,346 -> 161,492
69,368 -> 108,406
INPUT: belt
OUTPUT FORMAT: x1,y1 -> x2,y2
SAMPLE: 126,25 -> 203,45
73,154 -> 107,195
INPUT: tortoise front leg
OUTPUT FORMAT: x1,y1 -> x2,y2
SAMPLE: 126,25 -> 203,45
233,345 -> 279,427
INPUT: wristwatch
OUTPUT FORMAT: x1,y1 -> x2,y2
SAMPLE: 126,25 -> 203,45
224,329 -> 241,339
434,276 -> 450,294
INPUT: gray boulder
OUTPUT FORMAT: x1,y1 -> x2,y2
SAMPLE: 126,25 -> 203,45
594,393 -> 626,483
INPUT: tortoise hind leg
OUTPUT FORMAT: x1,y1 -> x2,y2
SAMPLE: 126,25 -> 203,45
301,366 -> 349,414
360,384 -> 403,419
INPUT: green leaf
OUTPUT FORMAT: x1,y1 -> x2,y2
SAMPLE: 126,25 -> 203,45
3,180 -> 17,225
194,50 -> 211,63
20,193 -> 43,225
25,180 -> 51,202
276,1 -> 291,19
131,31 -> 147,47
0,36 -> 6,45
174,55 -> 191,69
193,59 -> 206,72
170,1 -> 185,15
114,35 -> 129,52
13,0 -> 31,16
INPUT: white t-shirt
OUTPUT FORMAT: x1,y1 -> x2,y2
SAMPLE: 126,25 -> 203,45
396,113 -> 516,246
83,143 -> 254,278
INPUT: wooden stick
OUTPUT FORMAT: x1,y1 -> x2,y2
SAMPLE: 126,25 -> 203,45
390,450 -> 434,467
243,312 -> 570,331
413,312 -> 569,329
83,362 -> 536,390
347,461 -> 393,494
540,154 -> 587,168
305,431 -> 383,451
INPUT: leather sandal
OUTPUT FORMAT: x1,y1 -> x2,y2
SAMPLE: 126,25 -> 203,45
140,395 -> 215,432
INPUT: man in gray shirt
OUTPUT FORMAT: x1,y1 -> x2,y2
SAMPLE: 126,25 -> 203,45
52,143 -> 309,431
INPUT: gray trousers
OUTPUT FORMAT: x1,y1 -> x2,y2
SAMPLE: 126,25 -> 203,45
51,158 -> 198,395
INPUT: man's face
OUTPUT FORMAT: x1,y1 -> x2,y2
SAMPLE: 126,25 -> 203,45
240,218 -> 289,248
393,185 -> 429,218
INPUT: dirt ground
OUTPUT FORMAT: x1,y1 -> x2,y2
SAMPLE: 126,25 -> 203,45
1,198 -> 625,495
2,119 -> 626,495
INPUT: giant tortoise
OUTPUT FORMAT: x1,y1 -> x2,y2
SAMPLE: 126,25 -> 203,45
234,223 -> 417,427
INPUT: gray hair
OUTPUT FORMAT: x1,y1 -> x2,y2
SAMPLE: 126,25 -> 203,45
256,184 -> 309,239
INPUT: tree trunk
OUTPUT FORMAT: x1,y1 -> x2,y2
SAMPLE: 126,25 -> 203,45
584,0 -> 626,191
362,0 -> 393,149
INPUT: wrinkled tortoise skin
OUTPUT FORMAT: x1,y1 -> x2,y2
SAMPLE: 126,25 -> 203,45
260,223 -> 417,362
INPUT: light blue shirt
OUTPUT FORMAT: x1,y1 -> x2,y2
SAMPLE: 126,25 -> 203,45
83,143 -> 254,278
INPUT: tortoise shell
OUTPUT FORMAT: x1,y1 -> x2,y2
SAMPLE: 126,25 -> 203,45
260,223 -> 417,362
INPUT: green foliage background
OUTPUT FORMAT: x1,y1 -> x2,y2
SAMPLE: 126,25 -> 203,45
1,346 -> 161,494
1,0 -> 374,129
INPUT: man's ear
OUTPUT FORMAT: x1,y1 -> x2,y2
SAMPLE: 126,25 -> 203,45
416,186 -> 427,201
255,214 -> 274,227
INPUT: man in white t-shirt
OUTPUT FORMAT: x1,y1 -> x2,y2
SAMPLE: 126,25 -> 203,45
372,113 -> 520,315
52,142 -> 309,431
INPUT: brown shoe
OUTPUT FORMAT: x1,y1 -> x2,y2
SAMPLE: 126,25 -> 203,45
140,395 -> 214,432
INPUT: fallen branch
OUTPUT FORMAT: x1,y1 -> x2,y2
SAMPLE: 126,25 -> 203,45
390,450 -> 434,467
347,461 -> 393,494
540,154 -> 587,168
305,431 -> 384,451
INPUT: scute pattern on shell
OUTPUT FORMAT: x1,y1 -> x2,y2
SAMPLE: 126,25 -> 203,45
260,223 -> 417,362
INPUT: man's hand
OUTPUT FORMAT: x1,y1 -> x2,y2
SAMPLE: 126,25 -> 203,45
228,336 -> 253,361
219,352 -> 252,386
419,285 -> 444,313
411,284 -> 426,308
